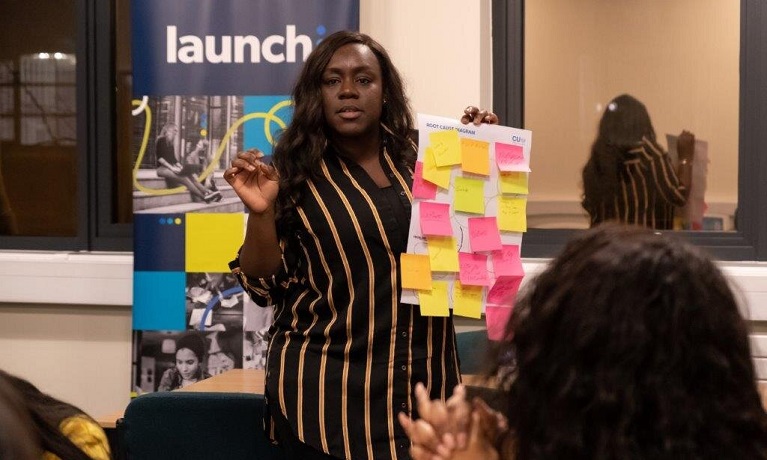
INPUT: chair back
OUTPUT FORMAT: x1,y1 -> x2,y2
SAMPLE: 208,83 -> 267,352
119,391 -> 285,460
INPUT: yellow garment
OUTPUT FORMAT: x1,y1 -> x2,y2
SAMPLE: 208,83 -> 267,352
42,414 -> 111,460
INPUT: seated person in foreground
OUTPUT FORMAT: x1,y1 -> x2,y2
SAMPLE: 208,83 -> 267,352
400,223 -> 767,460
0,369 -> 111,460
581,94 -> 695,230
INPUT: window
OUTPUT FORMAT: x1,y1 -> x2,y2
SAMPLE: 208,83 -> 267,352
493,0 -> 767,260
0,0 -> 132,250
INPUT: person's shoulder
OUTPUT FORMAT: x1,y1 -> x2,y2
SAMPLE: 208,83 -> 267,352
58,415 -> 111,460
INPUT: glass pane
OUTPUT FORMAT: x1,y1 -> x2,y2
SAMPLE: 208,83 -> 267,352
524,1 -> 739,232
0,0 -> 78,236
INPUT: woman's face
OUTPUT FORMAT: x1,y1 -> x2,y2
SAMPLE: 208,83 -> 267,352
175,347 -> 200,380
321,43 -> 384,140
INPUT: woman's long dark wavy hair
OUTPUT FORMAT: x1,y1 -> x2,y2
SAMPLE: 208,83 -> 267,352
271,30 -> 414,228
581,94 -> 655,216
493,223 -> 767,459
0,370 -> 99,460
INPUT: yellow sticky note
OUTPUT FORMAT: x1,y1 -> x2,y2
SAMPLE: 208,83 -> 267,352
422,146 -> 452,189
400,253 -> 433,290
499,172 -> 529,195
453,282 -> 483,319
418,281 -> 450,317
454,176 -> 485,214
498,196 -> 528,232
429,130 -> 462,167
461,138 -> 490,176
427,236 -> 459,272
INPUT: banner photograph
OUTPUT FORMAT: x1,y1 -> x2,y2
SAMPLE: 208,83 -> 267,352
130,0 -> 359,395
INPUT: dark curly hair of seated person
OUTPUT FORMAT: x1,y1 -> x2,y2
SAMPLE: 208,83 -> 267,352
490,223 -> 767,460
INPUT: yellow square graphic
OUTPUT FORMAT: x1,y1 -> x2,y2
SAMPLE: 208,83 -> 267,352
185,213 -> 246,272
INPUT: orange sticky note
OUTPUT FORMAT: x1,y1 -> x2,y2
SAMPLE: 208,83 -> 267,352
498,196 -> 527,232
427,236 -> 459,272
429,130 -> 462,167
499,172 -> 529,195
453,281 -> 483,319
400,253 -> 433,290
461,138 -> 490,176
418,281 -> 450,317
454,176 -> 485,215
422,146 -> 452,189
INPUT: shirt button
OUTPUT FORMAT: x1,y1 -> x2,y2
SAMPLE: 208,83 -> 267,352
388,173 -> 395,178
401,364 -> 407,371
400,402 -> 407,409
399,191 -> 406,196
401,331 -> 407,338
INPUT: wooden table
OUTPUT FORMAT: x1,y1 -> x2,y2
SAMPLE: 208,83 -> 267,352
95,370 -> 767,429
95,369 -> 265,428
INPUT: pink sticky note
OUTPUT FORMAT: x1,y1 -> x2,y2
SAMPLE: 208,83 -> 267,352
495,142 -> 527,172
419,201 -> 453,236
485,305 -> 514,341
458,252 -> 491,286
491,245 -> 524,277
468,217 -> 503,252
487,275 -> 522,305
412,161 -> 437,200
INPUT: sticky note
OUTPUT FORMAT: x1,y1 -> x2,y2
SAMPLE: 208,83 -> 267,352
495,142 -> 528,172
487,275 -> 522,305
429,130 -> 462,167
468,217 -> 502,252
427,236 -> 459,272
453,176 -> 485,214
498,196 -> 527,232
458,252 -> 491,286
418,281 -> 450,317
485,305 -> 514,341
412,161 -> 437,200
400,253 -> 432,290
453,282 -> 483,319
422,146 -> 452,189
492,245 -> 524,278
419,201 -> 453,236
499,172 -> 529,195
461,138 -> 490,176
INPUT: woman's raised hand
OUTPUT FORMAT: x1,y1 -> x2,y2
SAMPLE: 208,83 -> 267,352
224,149 -> 279,214
461,106 -> 499,126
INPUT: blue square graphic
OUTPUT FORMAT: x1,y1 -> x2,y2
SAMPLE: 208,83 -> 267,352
133,271 -> 187,331
243,95 -> 294,158
134,214 -> 185,271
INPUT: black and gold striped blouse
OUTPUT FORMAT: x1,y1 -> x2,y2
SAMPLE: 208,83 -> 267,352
587,136 -> 687,230
231,145 -> 460,460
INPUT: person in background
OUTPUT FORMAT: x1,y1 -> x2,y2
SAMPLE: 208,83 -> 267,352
0,371 -> 41,460
225,29 -> 497,460
400,223 -> 767,460
158,332 -> 211,391
581,94 -> 694,230
0,369 -> 111,460
155,123 -> 221,203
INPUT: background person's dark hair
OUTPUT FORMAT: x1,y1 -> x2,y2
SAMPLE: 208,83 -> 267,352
272,30 -> 414,229
0,372 -> 41,460
581,94 -> 656,215
493,223 -> 767,459
0,370 -> 97,460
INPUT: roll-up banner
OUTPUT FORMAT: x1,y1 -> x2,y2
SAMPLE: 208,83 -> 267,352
130,0 -> 359,395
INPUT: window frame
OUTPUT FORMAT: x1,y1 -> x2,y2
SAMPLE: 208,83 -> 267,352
0,0 -> 131,251
493,0 -> 767,261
